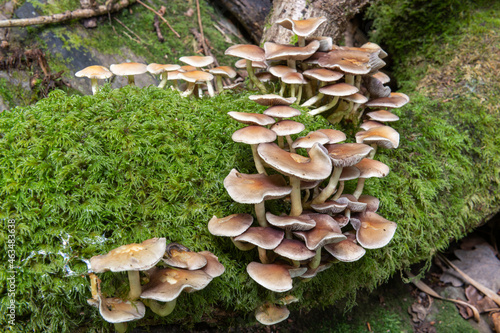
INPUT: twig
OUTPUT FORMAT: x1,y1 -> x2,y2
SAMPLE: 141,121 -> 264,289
121,30 -> 140,44
0,0 -> 134,28
135,0 -> 180,38
153,8 -> 164,42
195,0 -> 208,57
114,17 -> 143,43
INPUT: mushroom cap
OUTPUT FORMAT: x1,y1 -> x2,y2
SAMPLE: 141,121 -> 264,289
343,93 -> 369,104
109,62 -> 147,76
225,44 -> 266,62
274,239 -> 317,261
264,40 -> 321,61
246,262 -> 293,292
293,214 -> 346,250
265,212 -> 316,230
276,17 -> 327,37
300,262 -> 332,279
249,94 -> 296,106
339,194 -> 367,212
228,112 -> 276,126
324,143 -> 374,167
281,72 -> 308,85
167,70 -> 183,80
178,70 -> 214,83
303,51 -> 327,65
163,245 -> 208,270
292,131 -> 330,149
305,36 -> 333,52
232,125 -> 277,145
264,106 -> 302,118
146,63 -> 181,74
302,68 -> 343,82
208,66 -> 237,78
256,71 -> 276,82
361,42 -> 388,58
75,65 -> 113,79
90,238 -> 166,273
310,199 -> 348,214
366,110 -> 400,122
352,212 -> 397,249
371,71 -> 391,84
339,166 -> 361,181
179,65 -> 197,72
208,214 -> 253,237
319,83 -> 359,97
198,251 -> 225,278
366,92 -> 409,108
315,129 -> 346,144
359,120 -> 385,131
141,267 -> 213,302
235,59 -> 267,69
98,296 -> 146,323
354,158 -> 390,178
269,65 -> 297,78
257,142 -> 332,181
318,47 -> 385,75
233,227 -> 284,250
270,120 -> 305,136
355,125 -> 400,149
324,238 -> 366,262
223,169 -> 292,204
358,194 -> 380,213
179,55 -> 214,67
255,302 -> 290,326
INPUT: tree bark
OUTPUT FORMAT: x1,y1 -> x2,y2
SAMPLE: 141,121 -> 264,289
261,0 -> 370,45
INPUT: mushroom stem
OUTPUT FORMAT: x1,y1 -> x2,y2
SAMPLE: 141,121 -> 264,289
258,247 -> 270,264
298,36 -> 306,47
90,78 -> 99,95
206,81 -> 215,97
285,135 -> 295,153
277,136 -> 285,149
287,59 -> 296,70
308,96 -> 339,116
296,85 -> 303,104
279,83 -> 286,96
345,74 -> 354,86
127,75 -> 135,86
246,59 -> 267,93
309,247 -> 322,269
114,322 -> 128,333
289,176 -> 303,216
89,273 -> 99,300
181,82 -> 196,98
311,166 -> 343,205
301,92 -> 324,107
215,75 -> 224,93
331,181 -> 345,200
290,84 -> 296,98
158,73 -> 168,88
147,298 -> 177,317
231,238 -> 256,251
251,144 -> 267,175
368,144 -> 378,159
255,202 -> 268,227
127,270 -> 142,301
352,178 -> 366,199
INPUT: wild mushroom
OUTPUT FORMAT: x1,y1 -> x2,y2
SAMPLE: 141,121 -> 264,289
308,83 -> 358,116
207,214 -> 255,251
96,294 -> 146,333
275,17 -> 327,47
163,243 -> 207,270
109,62 -> 147,86
225,44 -> 268,93
146,63 -> 181,88
255,301 -> 290,326
234,226 -> 284,263
352,158 -> 390,199
270,119 -> 305,152
231,125 -> 277,174
178,70 -> 215,97
246,261 -> 293,292
208,66 -> 237,93
75,65 -> 113,95
350,212 -> 397,249
264,40 -> 320,70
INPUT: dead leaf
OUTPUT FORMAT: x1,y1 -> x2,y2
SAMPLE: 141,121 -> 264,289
465,285 -> 499,313
184,8 -> 194,17
491,312 -> 500,333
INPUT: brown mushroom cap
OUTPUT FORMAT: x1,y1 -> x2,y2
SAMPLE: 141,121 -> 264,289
358,194 -> 380,213
109,62 -> 147,76
352,212 -> 397,249
246,262 -> 293,292
355,125 -> 400,149
281,72 -> 308,85
292,131 -> 330,149
366,110 -> 400,122
225,44 -> 266,62
310,199 -> 348,214
232,125 -> 277,145
265,212 -> 316,231
98,295 -> 146,324
270,120 -> 305,136
318,47 -> 385,75
339,194 -> 367,212
198,251 -> 225,278
178,70 -> 214,83
208,66 -> 237,78
359,120 -> 385,130
276,17 -> 327,37
354,158 -> 390,178
140,268 -> 213,302
366,92 -> 409,108
208,214 -> 253,237
302,68 -> 343,82
90,238 -> 166,273
305,36 -> 333,52
179,55 -> 214,68
293,214 -> 346,250
257,142 -> 332,181
324,143 -> 374,167
343,93 -> 369,104
146,63 -> 181,75
235,58 -> 268,69
274,239 -> 316,261
264,106 -> 302,118
233,227 -> 284,249
269,65 -> 297,78
223,169 -> 292,204
372,71 -> 391,84
255,302 -> 290,326
179,65 -> 197,72
339,166 -> 361,181
324,238 -> 366,262
228,112 -> 276,126
249,94 -> 296,106
264,40 -> 321,61
319,83 -> 359,97
163,246 -> 208,270
361,42 -> 388,58
300,262 -> 332,279
75,65 -> 113,79
315,129 -> 346,144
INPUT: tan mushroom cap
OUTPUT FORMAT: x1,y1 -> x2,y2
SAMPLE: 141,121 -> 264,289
223,169 -> 292,204
264,40 -> 321,61
75,65 -> 113,79
366,92 -> 409,108
255,302 -> 290,326
293,214 -> 346,250
264,106 -> 302,118
339,165 -> 361,181
315,129 -> 346,144
109,62 -> 147,76
179,65 -> 197,72
246,262 -> 293,292
167,70 -> 183,80
232,125 -> 277,145
361,42 -> 388,58
372,71 -> 391,84
305,36 -> 333,52
318,48 -> 385,75
355,125 -> 400,149
208,214 -> 253,237
310,199 -> 348,214
276,17 -> 327,37
339,194 -> 367,212
324,238 -> 366,262
249,94 -> 296,106
359,120 -> 384,130
358,194 -> 380,213
301,262 -> 332,279
274,239 -> 316,261
225,44 -> 266,62
366,110 -> 400,122
178,70 -> 214,83
303,51 -> 327,65
324,143 -> 374,167
352,212 -> 397,249
319,83 -> 359,97
270,120 -> 305,136
343,92 -> 369,104
98,295 -> 146,323
265,212 -> 316,231
146,63 -> 181,75
163,246 -> 208,270
90,237 -> 166,273
228,111 -> 275,126
269,65 -> 297,78
256,72 -> 276,82
233,227 -> 284,249
198,251 -> 225,278
354,158 -> 390,178
281,72 -> 308,85
302,68 -> 344,82
235,58 -> 267,69
179,55 -> 214,68
258,142 -> 332,181
292,131 -> 330,149
208,66 -> 237,78
140,268 -> 213,302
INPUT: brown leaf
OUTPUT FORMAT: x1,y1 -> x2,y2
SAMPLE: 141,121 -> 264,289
184,8 -> 194,17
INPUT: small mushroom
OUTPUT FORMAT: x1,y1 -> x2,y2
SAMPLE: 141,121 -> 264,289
109,62 -> 147,86
75,65 -> 113,95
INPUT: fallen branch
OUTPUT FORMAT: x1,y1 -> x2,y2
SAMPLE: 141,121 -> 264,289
135,0 -> 180,38
114,17 -> 143,43
153,6 -> 165,43
0,0 -> 134,28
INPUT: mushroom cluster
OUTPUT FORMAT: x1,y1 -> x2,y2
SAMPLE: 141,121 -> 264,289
87,238 -> 224,332
209,89 -> 401,325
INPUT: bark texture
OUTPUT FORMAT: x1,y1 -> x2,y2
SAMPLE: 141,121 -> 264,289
261,0 -> 370,44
